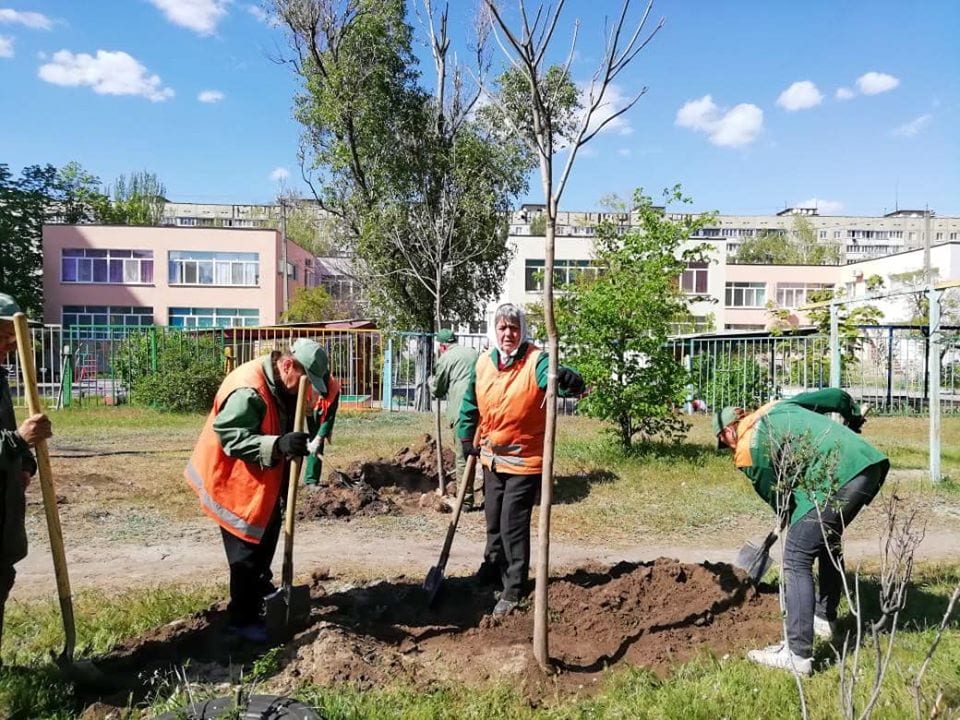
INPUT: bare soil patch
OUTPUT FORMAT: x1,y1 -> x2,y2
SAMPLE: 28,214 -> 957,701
297,434 -> 462,520
78,557 -> 781,712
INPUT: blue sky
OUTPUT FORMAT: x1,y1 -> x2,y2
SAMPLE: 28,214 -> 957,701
1,0 -> 957,216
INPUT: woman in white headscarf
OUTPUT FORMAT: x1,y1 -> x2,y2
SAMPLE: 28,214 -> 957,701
458,303 -> 584,615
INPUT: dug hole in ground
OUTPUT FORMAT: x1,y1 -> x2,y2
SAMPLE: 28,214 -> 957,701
68,435 -> 783,711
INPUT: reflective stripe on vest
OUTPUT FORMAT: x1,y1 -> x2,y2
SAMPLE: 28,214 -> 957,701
475,347 -> 544,475
184,358 -> 283,544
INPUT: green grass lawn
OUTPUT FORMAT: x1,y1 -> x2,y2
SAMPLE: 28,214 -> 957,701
4,406 -> 958,718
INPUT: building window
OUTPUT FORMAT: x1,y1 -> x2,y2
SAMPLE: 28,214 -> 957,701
169,307 -> 260,328
524,259 -> 600,292
775,283 -> 834,308
680,261 -> 708,294
321,276 -> 360,301
936,232 -> 944,241
61,248 -> 154,285
724,282 -> 767,307
279,261 -> 298,280
819,230 -> 827,239
62,305 -> 153,338
951,233 -> 958,241
168,251 -> 259,286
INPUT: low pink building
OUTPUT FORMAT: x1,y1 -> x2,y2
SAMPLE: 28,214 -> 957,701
42,225 -> 315,330
722,263 -> 839,330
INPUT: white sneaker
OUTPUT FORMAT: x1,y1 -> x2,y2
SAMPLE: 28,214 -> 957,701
813,616 -> 836,640
747,643 -> 812,676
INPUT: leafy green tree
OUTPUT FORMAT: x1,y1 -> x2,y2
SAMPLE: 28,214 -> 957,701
282,286 -> 334,322
56,161 -> 109,223
555,187 -> 713,450
274,0 -> 528,332
734,217 -> 840,265
100,171 -> 167,225
0,164 -> 60,316
528,214 -> 546,236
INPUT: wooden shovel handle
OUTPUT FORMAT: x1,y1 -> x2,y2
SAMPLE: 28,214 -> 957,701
436,429 -> 481,569
281,375 -> 309,588
14,313 -> 76,661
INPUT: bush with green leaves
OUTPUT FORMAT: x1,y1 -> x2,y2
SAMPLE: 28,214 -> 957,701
115,330 -> 224,412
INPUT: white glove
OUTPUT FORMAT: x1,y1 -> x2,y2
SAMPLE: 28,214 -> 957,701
306,435 -> 324,457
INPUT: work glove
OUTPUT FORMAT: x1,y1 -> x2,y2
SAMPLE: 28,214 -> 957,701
276,432 -> 310,457
461,439 -> 481,458
557,367 -> 586,396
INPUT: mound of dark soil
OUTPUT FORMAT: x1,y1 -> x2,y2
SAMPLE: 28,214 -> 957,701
297,435 -> 460,520
77,557 -> 781,713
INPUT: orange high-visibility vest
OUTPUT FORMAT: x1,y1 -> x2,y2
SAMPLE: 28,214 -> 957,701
184,359 -> 284,544
475,347 -> 544,475
734,400 -> 781,469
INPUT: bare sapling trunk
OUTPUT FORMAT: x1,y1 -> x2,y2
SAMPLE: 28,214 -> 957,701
435,291 -> 445,495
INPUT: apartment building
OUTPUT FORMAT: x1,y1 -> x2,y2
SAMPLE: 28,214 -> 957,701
509,204 -> 960,263
42,225 -> 314,332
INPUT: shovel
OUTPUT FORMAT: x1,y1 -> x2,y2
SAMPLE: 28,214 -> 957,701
734,530 -> 778,583
423,432 -> 479,607
13,313 -> 107,687
263,375 -> 312,642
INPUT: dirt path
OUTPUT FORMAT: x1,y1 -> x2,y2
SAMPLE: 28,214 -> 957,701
12,513 -> 960,600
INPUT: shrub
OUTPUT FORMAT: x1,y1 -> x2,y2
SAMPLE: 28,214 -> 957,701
116,329 -> 224,412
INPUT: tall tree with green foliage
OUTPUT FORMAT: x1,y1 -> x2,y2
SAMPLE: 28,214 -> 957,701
0,164 -> 58,316
274,0 -> 528,333
556,187 -> 712,450
734,216 -> 840,265
100,171 -> 167,225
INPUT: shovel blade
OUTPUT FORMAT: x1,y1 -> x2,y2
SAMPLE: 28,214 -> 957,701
263,585 -> 311,642
734,541 -> 773,582
423,565 -> 444,607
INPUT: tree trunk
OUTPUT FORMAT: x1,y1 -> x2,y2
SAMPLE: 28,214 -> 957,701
434,288 -> 444,495
534,191 -> 558,672
414,334 -> 432,412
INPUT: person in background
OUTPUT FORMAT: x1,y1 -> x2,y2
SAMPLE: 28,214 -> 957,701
0,294 -> 52,658
713,388 -> 886,675
429,329 -> 480,510
459,303 -> 585,616
185,339 -> 329,643
301,337 -> 340,486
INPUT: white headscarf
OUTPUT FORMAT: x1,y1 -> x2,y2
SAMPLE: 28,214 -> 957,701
489,303 -> 529,359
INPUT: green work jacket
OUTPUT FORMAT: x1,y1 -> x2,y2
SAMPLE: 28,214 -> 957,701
0,367 -> 34,566
734,389 -> 888,526
429,345 -> 479,429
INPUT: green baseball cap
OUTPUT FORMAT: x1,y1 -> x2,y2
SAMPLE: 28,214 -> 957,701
0,293 -> 39,326
712,406 -> 741,450
436,328 -> 456,344
291,338 -> 329,395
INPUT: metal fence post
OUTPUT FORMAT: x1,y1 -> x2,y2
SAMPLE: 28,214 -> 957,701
829,303 -> 841,388
929,287 -> 942,482
381,337 -> 393,411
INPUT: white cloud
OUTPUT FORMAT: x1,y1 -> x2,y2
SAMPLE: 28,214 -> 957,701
857,71 -> 899,95
246,4 -> 268,22
0,35 -> 12,58
38,49 -> 175,102
892,113 -> 932,138
580,82 -> 634,136
776,80 -> 822,111
0,8 -> 52,30
795,197 -> 844,215
269,167 -> 290,182
197,89 -> 224,103
835,87 -> 855,101
675,94 -> 763,148
149,0 -> 228,35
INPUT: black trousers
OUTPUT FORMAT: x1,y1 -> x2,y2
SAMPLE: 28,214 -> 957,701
220,499 -> 283,626
483,467 -> 539,602
782,461 -> 887,657
0,564 -> 14,653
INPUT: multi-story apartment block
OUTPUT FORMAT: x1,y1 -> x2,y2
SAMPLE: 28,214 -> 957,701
42,225 -> 315,332
508,204 -> 960,263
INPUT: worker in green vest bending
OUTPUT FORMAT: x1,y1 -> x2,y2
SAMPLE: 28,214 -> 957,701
714,388 -> 888,676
